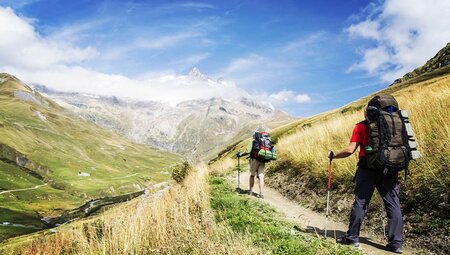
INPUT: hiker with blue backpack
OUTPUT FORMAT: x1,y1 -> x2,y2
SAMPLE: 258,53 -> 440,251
237,131 -> 277,199
329,95 -> 419,254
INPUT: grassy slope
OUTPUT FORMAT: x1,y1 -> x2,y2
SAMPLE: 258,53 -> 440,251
1,164 -> 361,255
211,69 -> 450,254
0,74 -> 181,240
0,165 -> 258,255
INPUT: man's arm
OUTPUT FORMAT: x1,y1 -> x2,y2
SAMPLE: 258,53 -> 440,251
240,151 -> 250,157
237,140 -> 253,157
330,142 -> 359,159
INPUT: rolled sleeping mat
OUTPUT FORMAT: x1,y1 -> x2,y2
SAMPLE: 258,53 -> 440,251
258,150 -> 277,160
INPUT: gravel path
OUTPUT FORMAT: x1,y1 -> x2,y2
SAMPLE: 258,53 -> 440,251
235,171 -> 413,255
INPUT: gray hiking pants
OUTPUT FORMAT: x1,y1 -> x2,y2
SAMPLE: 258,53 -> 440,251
345,167 -> 403,248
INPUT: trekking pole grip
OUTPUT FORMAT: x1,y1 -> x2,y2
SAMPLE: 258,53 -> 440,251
327,151 -> 334,191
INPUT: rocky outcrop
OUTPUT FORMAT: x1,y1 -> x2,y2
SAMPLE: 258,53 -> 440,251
391,42 -> 450,85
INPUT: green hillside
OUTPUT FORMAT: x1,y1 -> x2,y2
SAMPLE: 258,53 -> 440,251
211,53 -> 450,253
0,74 -> 181,241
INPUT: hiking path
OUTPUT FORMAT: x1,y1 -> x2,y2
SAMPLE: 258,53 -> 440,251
234,171 -> 413,255
0,184 -> 47,195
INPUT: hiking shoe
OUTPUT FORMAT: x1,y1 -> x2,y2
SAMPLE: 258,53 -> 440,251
386,244 -> 403,254
258,193 -> 264,199
336,236 -> 360,247
248,190 -> 253,196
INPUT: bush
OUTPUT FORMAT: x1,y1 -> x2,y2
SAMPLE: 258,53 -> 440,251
171,161 -> 193,183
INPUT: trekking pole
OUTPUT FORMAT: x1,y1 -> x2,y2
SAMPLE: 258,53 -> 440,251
380,195 -> 388,240
236,151 -> 241,189
325,151 -> 334,237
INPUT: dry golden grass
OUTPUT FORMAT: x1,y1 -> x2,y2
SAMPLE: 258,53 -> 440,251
277,77 -> 450,175
3,164 -> 261,255
209,157 -> 236,176
276,74 -> 450,205
276,112 -> 362,179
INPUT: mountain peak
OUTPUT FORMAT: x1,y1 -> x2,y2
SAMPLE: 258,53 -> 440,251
188,67 -> 209,81
0,73 -> 20,85
0,73 -> 33,92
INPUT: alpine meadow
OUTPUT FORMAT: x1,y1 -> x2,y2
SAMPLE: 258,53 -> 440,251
1,1 -> 450,255
212,44 -> 450,254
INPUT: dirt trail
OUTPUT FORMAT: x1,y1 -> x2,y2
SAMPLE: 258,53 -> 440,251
0,184 -> 47,195
236,171 -> 412,255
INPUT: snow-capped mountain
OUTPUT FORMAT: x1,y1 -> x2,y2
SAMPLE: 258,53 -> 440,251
33,68 -> 295,159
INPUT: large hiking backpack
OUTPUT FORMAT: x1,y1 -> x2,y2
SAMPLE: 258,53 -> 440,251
251,132 -> 277,162
365,95 -> 418,175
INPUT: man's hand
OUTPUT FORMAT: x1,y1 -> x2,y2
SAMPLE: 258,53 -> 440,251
328,150 -> 335,160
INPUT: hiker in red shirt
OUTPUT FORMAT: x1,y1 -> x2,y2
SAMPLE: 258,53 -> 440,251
329,105 -> 403,254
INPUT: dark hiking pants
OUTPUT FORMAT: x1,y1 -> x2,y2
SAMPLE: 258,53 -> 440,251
345,167 -> 403,248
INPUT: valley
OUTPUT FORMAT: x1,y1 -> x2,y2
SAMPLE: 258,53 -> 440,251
1,44 -> 449,254
0,73 -> 181,241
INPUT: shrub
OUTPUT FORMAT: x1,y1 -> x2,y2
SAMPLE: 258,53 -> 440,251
171,161 -> 193,183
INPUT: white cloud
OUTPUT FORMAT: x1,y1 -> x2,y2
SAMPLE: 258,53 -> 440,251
282,32 -> 326,52
346,0 -> 450,82
219,53 -> 292,87
348,45 -> 391,74
269,90 -> 311,104
158,2 -> 216,11
223,54 -> 266,74
346,20 -> 380,40
269,90 -> 295,102
0,6 -> 249,105
5,65 -> 251,105
294,94 -> 311,103
218,31 -> 327,89
0,7 -> 97,70
102,32 -> 202,61
47,18 -> 111,43
0,6 -> 310,108
171,53 -> 210,68
0,7 -> 255,105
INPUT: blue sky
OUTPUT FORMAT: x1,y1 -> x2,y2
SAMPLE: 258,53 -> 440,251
0,0 -> 449,116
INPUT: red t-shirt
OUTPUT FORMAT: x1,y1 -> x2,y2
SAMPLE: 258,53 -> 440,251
350,122 -> 369,158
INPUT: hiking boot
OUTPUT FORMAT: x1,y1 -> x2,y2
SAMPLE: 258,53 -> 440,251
386,244 -> 403,254
336,236 -> 360,247
248,190 -> 253,196
258,193 -> 264,199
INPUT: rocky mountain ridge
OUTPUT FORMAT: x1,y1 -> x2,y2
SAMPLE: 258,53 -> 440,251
391,42 -> 450,85
33,68 -> 296,159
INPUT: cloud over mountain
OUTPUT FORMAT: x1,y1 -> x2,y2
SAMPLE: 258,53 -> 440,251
0,6 -> 310,108
346,0 -> 450,82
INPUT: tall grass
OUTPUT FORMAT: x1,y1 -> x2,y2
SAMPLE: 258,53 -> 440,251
209,157 -> 236,176
277,113 -> 362,180
1,164 -> 260,255
276,75 -> 450,202
266,75 -> 450,253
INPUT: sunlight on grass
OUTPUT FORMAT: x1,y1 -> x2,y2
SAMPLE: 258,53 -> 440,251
1,165 -> 259,255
